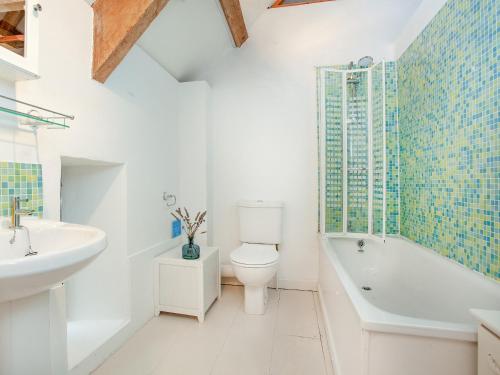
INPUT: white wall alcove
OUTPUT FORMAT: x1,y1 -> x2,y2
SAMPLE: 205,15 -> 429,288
60,156 -> 129,371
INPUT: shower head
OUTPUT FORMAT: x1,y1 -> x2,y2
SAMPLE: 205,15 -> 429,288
358,56 -> 374,68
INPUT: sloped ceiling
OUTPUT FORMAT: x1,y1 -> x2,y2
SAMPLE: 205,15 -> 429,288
240,0 -> 274,28
84,0 -> 424,82
137,0 -> 230,82
136,0 -> 272,82
83,0 -> 270,81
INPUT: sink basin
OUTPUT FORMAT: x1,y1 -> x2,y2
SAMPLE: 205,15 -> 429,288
0,218 -> 107,304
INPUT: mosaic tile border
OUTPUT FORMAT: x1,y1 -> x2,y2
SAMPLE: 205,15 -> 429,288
0,162 -> 43,218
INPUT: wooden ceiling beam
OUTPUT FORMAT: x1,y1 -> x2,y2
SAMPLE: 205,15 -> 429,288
0,1 -> 24,13
92,0 -> 169,83
270,0 -> 335,8
219,0 -> 248,48
0,34 -> 23,42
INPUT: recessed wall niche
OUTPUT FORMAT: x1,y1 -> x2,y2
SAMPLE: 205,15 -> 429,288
60,156 -> 129,370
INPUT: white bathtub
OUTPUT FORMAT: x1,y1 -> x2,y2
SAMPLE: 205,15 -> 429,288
318,236 -> 500,375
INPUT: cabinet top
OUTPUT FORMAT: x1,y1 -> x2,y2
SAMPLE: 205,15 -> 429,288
155,245 -> 219,264
471,309 -> 500,337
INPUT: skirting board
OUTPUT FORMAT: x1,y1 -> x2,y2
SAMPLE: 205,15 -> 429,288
221,263 -> 235,277
318,284 -> 341,375
279,278 -> 318,291
222,276 -> 242,286
222,266 -> 318,291
68,319 -> 130,375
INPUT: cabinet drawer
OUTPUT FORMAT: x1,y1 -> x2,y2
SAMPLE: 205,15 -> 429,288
479,325 -> 500,375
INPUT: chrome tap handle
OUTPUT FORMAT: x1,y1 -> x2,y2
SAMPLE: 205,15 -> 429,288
12,196 -> 29,209
16,209 -> 35,216
11,197 -> 32,228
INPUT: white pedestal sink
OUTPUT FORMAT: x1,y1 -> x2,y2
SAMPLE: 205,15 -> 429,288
0,218 -> 107,375
0,218 -> 107,304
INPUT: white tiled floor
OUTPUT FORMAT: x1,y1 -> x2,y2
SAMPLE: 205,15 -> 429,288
92,285 -> 333,375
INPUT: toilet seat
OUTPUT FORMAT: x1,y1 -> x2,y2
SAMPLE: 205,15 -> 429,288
230,243 -> 279,267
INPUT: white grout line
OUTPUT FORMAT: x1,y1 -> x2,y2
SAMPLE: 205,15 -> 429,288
268,288 -> 282,375
208,285 -> 244,375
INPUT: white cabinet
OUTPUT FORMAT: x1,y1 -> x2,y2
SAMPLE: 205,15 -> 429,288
0,0 -> 40,81
154,246 -> 220,323
479,325 -> 500,375
471,309 -> 500,375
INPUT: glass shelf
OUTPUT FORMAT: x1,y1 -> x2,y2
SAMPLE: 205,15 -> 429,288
0,94 -> 73,130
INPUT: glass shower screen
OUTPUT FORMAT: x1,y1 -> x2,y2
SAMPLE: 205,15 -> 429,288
319,62 -> 387,238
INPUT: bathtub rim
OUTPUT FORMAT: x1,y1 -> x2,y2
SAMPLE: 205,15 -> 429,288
320,235 -> 482,342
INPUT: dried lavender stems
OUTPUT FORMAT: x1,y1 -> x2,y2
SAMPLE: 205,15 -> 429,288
171,207 -> 207,240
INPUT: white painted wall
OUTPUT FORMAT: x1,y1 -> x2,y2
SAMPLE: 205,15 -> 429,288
200,0 -> 422,290
0,79 -> 37,164
177,82 -> 211,245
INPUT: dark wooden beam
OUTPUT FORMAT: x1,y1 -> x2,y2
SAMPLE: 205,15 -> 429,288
92,0 -> 169,83
219,0 -> 248,47
0,34 -> 23,43
0,1 -> 25,13
270,0 -> 335,8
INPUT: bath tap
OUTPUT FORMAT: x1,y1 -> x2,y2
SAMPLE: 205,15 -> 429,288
357,239 -> 365,253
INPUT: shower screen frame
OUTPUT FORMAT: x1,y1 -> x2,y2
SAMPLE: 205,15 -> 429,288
318,61 -> 387,240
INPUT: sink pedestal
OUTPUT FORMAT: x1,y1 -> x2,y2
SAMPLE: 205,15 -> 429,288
0,286 -> 67,375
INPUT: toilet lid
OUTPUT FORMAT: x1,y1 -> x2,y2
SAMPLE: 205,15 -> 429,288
231,243 -> 279,266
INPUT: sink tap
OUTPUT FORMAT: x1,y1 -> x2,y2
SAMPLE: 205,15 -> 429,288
10,197 -> 34,229
9,197 -> 37,255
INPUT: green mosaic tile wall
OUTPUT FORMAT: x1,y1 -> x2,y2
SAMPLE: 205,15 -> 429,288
398,0 -> 499,280
372,63 -> 385,235
0,162 -> 43,218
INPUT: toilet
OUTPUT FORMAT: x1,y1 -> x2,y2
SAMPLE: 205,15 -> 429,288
230,200 -> 283,315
